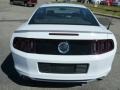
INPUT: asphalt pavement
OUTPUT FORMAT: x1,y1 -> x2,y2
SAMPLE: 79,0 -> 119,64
0,0 -> 120,90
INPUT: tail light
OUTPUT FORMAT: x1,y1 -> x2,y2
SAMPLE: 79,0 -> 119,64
13,37 -> 114,55
91,39 -> 114,54
13,37 -> 37,53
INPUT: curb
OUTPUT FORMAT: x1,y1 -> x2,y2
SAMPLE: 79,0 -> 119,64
0,19 -> 27,22
94,12 -> 120,19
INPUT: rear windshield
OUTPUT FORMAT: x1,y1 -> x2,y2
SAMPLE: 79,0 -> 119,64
29,6 -> 99,26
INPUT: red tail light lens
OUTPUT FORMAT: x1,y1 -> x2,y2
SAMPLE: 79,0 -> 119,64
13,37 -> 114,55
91,39 -> 114,54
13,37 -> 36,53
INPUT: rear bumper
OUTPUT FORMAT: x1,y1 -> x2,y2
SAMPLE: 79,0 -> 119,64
32,78 -> 92,83
25,77 -> 102,83
18,71 -> 105,83
17,66 -> 109,82
32,76 -> 105,83
11,47 -> 116,82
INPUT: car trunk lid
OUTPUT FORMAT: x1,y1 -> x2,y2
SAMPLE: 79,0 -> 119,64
15,25 -> 112,40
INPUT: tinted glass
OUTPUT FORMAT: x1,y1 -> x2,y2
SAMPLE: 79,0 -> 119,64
29,6 -> 99,26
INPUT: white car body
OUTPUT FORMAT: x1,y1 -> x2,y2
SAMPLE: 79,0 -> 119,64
10,3 -> 117,83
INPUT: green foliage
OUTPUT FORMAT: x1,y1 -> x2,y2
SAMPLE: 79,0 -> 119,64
85,4 -> 120,17
52,1 -> 120,17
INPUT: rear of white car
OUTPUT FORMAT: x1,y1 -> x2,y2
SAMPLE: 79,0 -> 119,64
10,3 -> 117,83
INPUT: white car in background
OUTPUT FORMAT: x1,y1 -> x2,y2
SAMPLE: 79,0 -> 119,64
10,3 -> 117,83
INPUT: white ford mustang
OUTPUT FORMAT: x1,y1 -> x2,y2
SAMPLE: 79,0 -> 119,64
10,3 -> 117,83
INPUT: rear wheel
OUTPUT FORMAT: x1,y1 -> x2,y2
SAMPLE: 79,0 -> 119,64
10,0 -> 14,5
24,2 -> 28,7
31,4 -> 35,7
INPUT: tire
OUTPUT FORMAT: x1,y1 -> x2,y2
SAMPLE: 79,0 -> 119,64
10,1 -> 14,5
31,4 -> 35,7
24,2 -> 28,7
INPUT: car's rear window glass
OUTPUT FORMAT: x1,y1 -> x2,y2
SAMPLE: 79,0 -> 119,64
29,6 -> 99,26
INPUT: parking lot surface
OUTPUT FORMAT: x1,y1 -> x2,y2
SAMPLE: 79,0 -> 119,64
0,0 -> 120,90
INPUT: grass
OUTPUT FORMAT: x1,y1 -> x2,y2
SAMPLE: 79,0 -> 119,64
84,4 -> 120,17
52,1 -> 120,17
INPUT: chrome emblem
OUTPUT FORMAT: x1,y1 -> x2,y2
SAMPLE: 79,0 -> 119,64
58,42 -> 69,54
